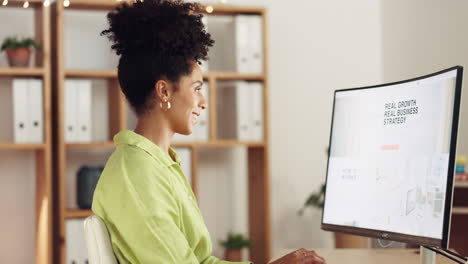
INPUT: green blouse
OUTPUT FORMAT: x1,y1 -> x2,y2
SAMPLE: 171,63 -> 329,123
92,130 -> 252,264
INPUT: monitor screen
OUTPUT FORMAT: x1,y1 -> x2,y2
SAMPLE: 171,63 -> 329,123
322,66 -> 463,248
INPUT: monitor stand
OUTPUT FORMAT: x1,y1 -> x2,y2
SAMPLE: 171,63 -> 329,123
420,246 -> 435,264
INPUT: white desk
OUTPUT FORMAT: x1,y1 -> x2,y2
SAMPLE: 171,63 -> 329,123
272,249 -> 454,264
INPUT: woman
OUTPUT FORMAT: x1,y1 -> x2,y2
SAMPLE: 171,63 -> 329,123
92,0 -> 326,263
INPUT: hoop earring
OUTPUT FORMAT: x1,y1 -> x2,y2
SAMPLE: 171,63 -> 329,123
159,100 -> 171,111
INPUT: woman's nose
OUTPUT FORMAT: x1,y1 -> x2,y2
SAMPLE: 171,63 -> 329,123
200,94 -> 208,110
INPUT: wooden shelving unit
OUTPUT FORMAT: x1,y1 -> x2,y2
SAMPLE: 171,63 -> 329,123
52,2 -> 270,264
0,67 -> 45,77
0,143 -> 47,150
65,209 -> 94,219
0,1 -> 53,264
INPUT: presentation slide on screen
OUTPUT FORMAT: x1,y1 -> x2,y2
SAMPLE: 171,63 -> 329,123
323,70 -> 457,239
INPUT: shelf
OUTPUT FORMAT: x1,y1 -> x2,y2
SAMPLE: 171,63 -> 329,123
172,140 -> 265,148
60,1 -> 264,14
66,142 -> 115,149
65,69 -> 117,79
454,181 -> 468,188
61,0 -> 121,10
65,209 -> 93,219
204,71 -> 265,81
201,5 -> 265,15
66,141 -> 264,149
64,70 -> 265,81
0,143 -> 46,150
452,207 -> 468,215
0,67 -> 45,77
0,0 -> 44,8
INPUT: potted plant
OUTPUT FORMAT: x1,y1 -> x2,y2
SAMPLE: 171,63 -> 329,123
299,183 -> 369,248
219,232 -> 251,261
1,37 -> 40,67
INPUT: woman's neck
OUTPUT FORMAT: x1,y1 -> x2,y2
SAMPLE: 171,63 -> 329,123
134,112 -> 173,155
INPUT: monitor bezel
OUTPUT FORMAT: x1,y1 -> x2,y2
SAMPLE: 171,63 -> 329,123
321,66 -> 464,248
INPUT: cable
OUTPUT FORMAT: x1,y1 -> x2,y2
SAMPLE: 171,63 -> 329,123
440,248 -> 468,262
422,246 -> 465,264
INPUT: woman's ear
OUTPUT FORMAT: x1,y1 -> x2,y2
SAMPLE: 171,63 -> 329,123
155,79 -> 171,101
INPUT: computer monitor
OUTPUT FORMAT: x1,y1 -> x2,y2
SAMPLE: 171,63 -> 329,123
322,66 -> 463,248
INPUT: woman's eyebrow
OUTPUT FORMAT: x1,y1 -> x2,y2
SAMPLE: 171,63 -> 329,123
192,80 -> 203,86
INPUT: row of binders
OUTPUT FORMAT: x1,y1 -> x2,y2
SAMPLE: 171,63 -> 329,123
202,15 -> 263,74
12,78 -> 44,143
64,79 -> 92,143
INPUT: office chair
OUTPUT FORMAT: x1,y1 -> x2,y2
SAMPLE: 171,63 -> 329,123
84,215 -> 118,264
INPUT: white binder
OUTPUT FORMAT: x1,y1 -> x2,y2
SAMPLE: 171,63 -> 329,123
216,81 -> 238,140
76,80 -> 92,142
173,147 -> 192,185
248,15 -> 263,73
64,80 -> 78,142
236,81 -> 250,140
234,15 -> 251,73
12,79 -> 29,143
249,82 -> 263,141
28,79 -> 44,143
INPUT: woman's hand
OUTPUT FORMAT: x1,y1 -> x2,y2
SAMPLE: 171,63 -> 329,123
268,248 -> 326,264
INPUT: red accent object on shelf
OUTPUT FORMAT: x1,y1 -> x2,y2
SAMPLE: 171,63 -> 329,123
455,173 -> 468,181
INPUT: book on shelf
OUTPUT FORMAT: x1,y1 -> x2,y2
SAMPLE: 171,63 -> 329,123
12,78 -> 44,143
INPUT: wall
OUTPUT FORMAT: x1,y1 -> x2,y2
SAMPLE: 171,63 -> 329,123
380,0 -> 468,154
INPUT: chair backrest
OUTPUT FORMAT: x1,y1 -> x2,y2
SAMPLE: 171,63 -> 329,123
84,215 -> 118,264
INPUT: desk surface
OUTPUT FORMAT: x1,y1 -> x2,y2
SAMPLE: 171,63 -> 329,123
272,249 -> 454,264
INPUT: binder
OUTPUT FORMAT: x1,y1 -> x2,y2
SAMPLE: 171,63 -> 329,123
216,81 -> 238,140
76,80 -> 92,142
236,81 -> 250,140
249,82 -> 264,141
28,79 -> 44,143
248,15 -> 263,73
64,80 -> 78,142
12,79 -> 29,143
205,16 -> 236,71
234,15 -> 250,73
174,148 -> 192,185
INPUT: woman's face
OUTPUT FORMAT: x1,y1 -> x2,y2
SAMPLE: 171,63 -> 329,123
168,62 -> 207,135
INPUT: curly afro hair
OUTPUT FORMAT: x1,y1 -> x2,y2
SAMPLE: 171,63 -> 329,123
101,0 -> 214,115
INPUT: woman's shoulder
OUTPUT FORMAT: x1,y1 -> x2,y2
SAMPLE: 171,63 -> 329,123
111,143 -> 164,169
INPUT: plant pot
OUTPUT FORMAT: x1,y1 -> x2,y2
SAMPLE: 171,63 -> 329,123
224,248 -> 242,261
334,232 -> 369,248
6,47 -> 31,67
